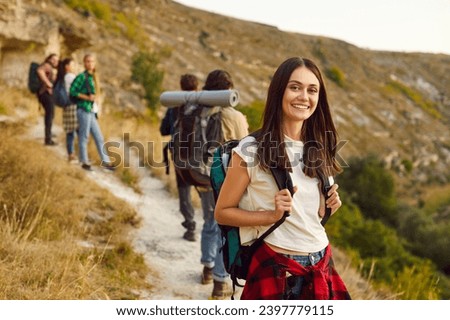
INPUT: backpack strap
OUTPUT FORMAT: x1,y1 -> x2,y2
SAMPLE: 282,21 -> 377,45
240,130 -> 294,249
162,143 -> 170,175
200,106 -> 221,145
317,172 -> 333,226
249,130 -> 334,227
249,166 -> 295,250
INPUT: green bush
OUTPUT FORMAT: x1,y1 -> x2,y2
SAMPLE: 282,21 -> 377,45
327,192 -> 443,299
338,155 -> 398,225
401,159 -> 413,173
397,204 -> 450,272
236,100 -> 265,132
325,66 -> 345,87
131,51 -> 165,111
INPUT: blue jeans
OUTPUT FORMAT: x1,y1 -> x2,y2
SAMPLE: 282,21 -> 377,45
77,108 -> 110,164
283,247 -> 326,299
66,131 -> 76,155
199,190 -> 229,282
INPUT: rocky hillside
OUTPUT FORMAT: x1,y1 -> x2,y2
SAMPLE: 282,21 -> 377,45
1,0 -> 449,189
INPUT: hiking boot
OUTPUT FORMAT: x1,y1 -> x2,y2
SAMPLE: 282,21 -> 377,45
81,163 -> 93,171
45,140 -> 57,146
201,266 -> 213,284
210,280 -> 232,300
183,230 -> 196,242
68,154 -> 77,162
101,163 -> 116,172
181,220 -> 196,231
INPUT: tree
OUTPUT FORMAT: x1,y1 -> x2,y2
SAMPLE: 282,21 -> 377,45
131,51 -> 164,111
338,155 -> 398,226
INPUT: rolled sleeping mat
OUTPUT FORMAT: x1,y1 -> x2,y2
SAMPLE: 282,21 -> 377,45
159,89 -> 239,108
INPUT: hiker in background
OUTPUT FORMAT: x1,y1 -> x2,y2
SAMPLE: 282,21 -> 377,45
36,53 -> 59,146
56,58 -> 78,162
215,57 -> 350,300
198,70 -> 248,299
70,54 -> 114,172
160,74 -> 199,242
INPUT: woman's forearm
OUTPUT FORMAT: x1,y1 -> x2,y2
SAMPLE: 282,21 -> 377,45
215,207 -> 276,227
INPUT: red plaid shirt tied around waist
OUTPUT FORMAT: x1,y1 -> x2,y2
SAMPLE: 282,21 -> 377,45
240,243 -> 351,300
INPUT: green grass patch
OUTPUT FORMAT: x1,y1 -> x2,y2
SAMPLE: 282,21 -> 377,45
237,100 -> 265,132
420,184 -> 450,217
325,66 -> 346,87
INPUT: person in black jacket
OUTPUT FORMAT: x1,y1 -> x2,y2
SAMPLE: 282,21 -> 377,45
160,74 -> 199,241
36,53 -> 59,145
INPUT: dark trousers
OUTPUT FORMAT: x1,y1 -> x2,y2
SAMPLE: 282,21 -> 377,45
175,171 -> 195,230
38,92 -> 55,142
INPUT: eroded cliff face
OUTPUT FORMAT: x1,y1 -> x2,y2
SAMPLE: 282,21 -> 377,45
0,0 -> 89,87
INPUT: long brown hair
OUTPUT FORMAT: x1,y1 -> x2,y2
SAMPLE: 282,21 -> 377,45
56,58 -> 73,83
83,54 -> 101,95
257,57 -> 341,178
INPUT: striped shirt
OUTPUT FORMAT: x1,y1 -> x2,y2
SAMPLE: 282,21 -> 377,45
69,71 -> 96,112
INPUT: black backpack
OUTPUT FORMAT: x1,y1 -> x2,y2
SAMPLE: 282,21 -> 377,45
53,79 -> 72,108
28,62 -> 41,94
170,103 -> 223,187
210,134 -> 334,296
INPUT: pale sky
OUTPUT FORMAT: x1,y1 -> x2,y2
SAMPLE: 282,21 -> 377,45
174,0 -> 450,55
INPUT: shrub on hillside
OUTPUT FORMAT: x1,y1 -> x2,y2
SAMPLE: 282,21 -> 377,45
338,155 -> 398,226
325,66 -> 346,87
131,51 -> 165,111
237,100 -> 265,132
397,204 -> 450,273
327,192 -> 443,299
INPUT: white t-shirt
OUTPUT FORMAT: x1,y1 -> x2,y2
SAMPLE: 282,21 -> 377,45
64,73 -> 76,94
233,135 -> 329,253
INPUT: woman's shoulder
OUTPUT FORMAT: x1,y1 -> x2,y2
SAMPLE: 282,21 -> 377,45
64,73 -> 76,82
239,134 -> 256,144
233,135 -> 258,164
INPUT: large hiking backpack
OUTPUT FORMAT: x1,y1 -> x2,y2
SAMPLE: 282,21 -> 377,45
53,79 -> 72,108
170,103 -> 223,187
210,135 -> 334,295
28,62 -> 41,94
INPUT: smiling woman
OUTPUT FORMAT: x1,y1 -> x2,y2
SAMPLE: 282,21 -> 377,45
281,67 -> 320,132
214,57 -> 347,300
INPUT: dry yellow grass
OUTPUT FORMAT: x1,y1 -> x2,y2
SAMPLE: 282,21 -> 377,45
0,90 -> 151,299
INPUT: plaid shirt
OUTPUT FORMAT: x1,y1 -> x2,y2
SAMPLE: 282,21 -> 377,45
69,71 -> 95,112
240,243 -> 351,300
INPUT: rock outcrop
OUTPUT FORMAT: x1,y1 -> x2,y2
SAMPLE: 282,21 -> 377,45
0,0 -> 89,87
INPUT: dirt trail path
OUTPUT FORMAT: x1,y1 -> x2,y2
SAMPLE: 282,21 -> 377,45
27,117 -> 230,300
